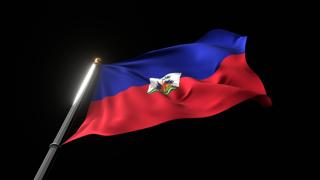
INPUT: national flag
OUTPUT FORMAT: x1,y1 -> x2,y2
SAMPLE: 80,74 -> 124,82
64,29 -> 271,143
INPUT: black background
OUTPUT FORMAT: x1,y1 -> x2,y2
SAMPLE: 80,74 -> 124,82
17,1 -> 274,179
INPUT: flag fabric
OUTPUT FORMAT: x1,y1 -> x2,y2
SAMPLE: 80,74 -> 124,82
64,29 -> 271,143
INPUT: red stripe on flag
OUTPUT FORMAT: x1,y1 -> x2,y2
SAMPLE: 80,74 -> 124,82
64,53 -> 271,144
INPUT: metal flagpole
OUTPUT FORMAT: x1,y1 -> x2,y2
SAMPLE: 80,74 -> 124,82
34,58 -> 102,180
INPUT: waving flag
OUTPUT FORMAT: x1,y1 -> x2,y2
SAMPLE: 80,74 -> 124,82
64,29 -> 271,143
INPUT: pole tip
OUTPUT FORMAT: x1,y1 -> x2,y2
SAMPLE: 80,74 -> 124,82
94,57 -> 102,64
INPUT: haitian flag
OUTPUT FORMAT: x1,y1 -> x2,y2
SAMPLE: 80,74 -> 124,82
65,29 -> 271,143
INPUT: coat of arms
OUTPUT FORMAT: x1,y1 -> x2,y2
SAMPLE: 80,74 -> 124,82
147,73 -> 182,95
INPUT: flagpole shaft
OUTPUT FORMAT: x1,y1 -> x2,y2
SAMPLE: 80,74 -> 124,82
34,146 -> 58,180
34,58 -> 101,180
34,94 -> 83,180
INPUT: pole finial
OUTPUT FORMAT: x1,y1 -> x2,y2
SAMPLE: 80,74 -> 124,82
94,57 -> 102,64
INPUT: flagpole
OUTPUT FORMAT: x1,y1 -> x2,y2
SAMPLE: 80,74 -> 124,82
34,58 -> 102,180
